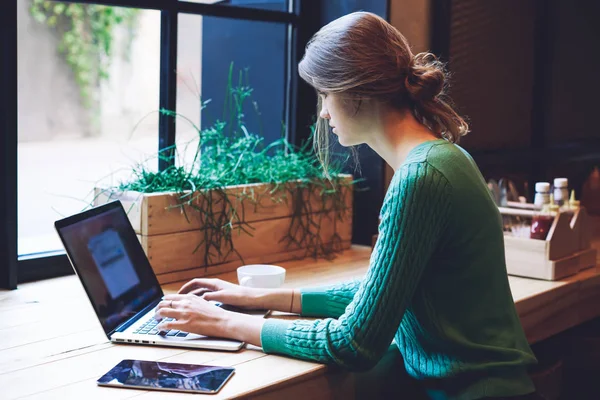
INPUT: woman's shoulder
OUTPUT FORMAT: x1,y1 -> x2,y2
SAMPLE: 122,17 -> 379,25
381,152 -> 453,231
400,139 -> 472,177
403,138 -> 449,165
393,139 -> 457,185
387,155 -> 453,204
423,140 -> 486,185
383,140 -> 464,208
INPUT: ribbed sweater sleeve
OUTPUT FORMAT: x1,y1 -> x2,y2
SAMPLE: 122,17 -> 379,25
300,280 -> 361,318
260,162 -> 452,371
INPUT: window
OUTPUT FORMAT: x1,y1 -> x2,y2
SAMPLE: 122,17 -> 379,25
18,4 -> 161,257
2,0 -> 389,288
8,0 -> 297,285
175,13 -> 288,167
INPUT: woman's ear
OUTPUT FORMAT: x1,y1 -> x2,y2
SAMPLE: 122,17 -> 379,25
350,97 -> 363,117
351,96 -> 380,118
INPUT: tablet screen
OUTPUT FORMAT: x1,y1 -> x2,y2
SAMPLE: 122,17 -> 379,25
97,359 -> 235,394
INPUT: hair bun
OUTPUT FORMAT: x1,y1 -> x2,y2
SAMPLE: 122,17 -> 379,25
404,52 -> 445,102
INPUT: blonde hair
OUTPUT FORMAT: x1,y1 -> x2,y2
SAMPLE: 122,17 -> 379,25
299,12 -> 469,172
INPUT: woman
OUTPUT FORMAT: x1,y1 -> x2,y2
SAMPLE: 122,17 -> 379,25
155,12 -> 539,399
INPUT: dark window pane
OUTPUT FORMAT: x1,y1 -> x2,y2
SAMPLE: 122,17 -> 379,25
201,15 -> 286,144
176,14 -> 287,167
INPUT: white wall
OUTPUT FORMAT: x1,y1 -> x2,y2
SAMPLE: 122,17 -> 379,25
98,11 -> 161,141
18,0 -> 91,141
17,3 -> 203,143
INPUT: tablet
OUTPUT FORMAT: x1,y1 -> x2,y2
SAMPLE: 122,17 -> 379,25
97,359 -> 235,394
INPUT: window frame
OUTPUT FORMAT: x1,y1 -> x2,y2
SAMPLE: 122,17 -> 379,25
1,0 -> 18,289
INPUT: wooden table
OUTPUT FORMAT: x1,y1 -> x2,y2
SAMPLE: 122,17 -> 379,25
2,244 -> 600,400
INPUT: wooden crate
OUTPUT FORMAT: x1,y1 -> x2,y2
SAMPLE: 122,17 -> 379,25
500,206 -> 597,280
591,215 -> 600,239
94,175 -> 353,283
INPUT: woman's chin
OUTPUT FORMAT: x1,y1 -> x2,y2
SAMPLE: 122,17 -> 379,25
335,135 -> 358,147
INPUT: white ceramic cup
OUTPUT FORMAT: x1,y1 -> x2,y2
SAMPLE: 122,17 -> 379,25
237,264 -> 286,289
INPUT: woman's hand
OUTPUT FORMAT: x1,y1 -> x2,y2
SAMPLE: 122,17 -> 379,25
176,277 -> 302,314
155,293 -> 265,346
155,294 -> 229,338
177,278 -> 265,310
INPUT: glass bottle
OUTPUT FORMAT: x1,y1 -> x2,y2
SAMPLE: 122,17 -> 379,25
533,182 -> 550,208
553,178 -> 569,208
530,196 -> 558,240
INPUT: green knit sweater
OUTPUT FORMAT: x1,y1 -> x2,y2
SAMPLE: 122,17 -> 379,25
260,139 -> 537,400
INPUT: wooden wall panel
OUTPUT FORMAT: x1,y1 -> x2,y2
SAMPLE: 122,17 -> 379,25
388,0 -> 433,192
448,0 -> 536,151
545,0 -> 600,145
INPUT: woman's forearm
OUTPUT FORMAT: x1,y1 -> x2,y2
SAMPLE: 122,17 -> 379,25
224,311 -> 266,347
223,289 -> 301,348
257,288 -> 302,314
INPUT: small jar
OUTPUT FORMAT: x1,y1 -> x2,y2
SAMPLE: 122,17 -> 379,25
534,182 -> 550,208
530,203 -> 557,240
553,178 -> 569,207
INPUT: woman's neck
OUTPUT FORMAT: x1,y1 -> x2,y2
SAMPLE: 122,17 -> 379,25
366,106 -> 439,171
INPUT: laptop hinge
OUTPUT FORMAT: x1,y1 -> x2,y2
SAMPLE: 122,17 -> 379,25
108,298 -> 161,337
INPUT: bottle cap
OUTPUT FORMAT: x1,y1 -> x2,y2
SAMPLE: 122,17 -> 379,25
535,182 -> 550,193
548,193 -> 560,213
569,189 -> 580,209
554,178 -> 568,188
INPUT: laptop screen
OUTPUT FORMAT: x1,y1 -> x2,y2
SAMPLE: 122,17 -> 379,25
55,201 -> 163,336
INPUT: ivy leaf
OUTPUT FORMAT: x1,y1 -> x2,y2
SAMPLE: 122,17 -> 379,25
47,15 -> 57,27
31,11 -> 46,24
68,4 -> 84,18
29,3 -> 139,109
53,3 -> 66,15
63,31 -> 75,45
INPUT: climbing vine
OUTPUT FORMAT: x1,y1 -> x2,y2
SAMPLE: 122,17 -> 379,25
30,1 -> 139,107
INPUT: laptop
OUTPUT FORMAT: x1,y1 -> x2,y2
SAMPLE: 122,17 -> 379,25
55,200 -> 251,351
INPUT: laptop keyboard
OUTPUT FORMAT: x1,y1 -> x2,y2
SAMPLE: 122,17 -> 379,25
133,317 -> 189,337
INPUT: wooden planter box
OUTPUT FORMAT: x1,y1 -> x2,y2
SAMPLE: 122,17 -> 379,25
500,206 -> 597,280
94,175 -> 353,284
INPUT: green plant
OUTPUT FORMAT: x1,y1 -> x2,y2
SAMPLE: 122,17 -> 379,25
99,66 -> 359,267
30,1 -> 139,107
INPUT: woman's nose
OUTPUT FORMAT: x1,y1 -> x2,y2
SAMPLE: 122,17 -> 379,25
319,107 -> 330,119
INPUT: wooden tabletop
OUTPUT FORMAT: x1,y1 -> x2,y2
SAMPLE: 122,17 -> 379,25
2,244 -> 600,400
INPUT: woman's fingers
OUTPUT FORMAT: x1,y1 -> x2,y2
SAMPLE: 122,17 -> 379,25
190,288 -> 213,297
156,318 -> 186,332
152,292 -> 232,338
178,278 -> 220,294
154,306 -> 181,321
162,293 -> 190,302
156,294 -> 193,312
202,290 -> 234,303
